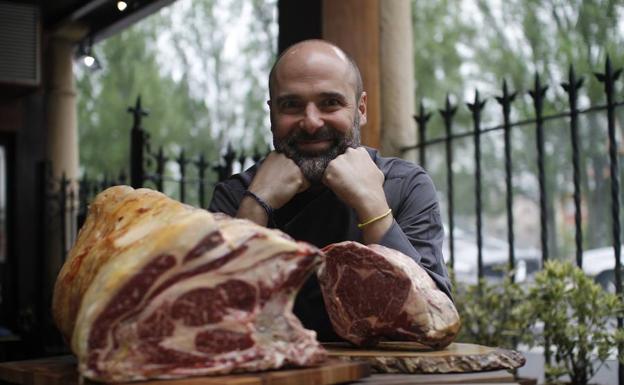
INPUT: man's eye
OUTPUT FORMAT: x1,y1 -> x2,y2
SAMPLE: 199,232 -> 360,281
323,98 -> 341,108
280,100 -> 299,110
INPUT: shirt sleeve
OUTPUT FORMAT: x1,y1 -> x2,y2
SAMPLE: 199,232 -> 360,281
208,181 -> 245,216
379,170 -> 452,299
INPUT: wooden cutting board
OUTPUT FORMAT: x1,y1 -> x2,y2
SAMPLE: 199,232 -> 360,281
324,342 -> 526,374
0,355 -> 369,385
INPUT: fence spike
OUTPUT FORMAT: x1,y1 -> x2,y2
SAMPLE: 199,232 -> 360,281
413,100 -> 432,168
118,170 -> 127,184
562,64 -> 584,269
177,150 -> 187,203
495,78 -> 516,278
128,95 -> 149,188
467,88 -> 485,283
466,89 -> 487,113
495,78 -> 518,107
439,93 -> 458,118
528,73 -> 548,102
127,95 -> 149,127
413,100 -> 432,125
223,145 -> 236,178
196,153 -> 208,170
196,154 -> 208,208
252,147 -> 263,163
562,65 -> 584,94
530,72 -> 550,264
437,94 -> 457,269
238,153 -> 247,171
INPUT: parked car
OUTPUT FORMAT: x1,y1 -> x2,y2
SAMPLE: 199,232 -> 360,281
580,246 -> 621,293
443,227 -> 542,285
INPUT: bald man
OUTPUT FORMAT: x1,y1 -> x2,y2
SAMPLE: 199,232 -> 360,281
209,40 -> 450,341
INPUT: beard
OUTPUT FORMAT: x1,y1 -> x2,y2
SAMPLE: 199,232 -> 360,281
273,115 -> 361,183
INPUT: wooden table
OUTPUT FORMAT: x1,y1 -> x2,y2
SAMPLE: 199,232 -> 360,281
353,370 -> 527,384
0,355 -> 368,385
0,342 -> 533,385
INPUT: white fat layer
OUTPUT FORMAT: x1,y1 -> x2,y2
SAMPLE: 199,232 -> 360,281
114,219 -> 163,248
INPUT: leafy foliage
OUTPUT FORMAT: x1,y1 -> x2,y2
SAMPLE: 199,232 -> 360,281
522,261 -> 624,385
453,272 -> 532,349
412,0 -> 624,256
76,0 -> 277,181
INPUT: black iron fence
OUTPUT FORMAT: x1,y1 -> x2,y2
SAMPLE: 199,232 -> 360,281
42,96 -> 263,263
402,58 -> 623,383
403,59 -> 622,288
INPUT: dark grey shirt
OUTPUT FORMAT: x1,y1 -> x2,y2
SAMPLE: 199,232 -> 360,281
208,147 -> 451,341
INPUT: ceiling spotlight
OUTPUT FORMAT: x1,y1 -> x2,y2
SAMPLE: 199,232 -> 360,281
117,1 -> 128,11
83,55 -> 96,67
76,36 -> 101,71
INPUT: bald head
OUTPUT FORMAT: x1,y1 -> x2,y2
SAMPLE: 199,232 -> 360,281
268,39 -> 364,103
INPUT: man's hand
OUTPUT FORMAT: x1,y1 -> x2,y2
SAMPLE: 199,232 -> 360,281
236,151 -> 309,225
322,147 -> 392,243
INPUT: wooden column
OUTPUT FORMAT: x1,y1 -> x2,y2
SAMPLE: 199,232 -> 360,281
322,0 -> 381,149
46,28 -> 81,179
380,0 -> 415,159
43,24 -> 86,325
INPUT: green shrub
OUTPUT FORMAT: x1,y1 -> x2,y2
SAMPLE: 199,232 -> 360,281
453,271 -> 532,349
523,260 -> 624,385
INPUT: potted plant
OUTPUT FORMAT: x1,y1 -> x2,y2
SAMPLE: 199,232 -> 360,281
523,260 -> 624,385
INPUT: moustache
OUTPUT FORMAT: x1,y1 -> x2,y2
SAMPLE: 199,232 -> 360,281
287,127 -> 340,144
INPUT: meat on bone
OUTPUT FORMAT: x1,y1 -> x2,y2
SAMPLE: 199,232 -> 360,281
319,241 -> 460,348
52,186 -> 325,382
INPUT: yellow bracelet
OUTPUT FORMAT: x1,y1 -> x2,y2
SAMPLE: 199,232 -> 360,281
357,209 -> 392,229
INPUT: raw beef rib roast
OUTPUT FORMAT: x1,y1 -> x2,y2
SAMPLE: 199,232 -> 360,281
52,186 -> 325,382
319,241 -> 460,348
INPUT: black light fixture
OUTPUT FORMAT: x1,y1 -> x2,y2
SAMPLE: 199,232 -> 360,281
75,36 -> 101,70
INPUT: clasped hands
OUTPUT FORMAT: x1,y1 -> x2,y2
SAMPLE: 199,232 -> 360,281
238,147 -> 393,243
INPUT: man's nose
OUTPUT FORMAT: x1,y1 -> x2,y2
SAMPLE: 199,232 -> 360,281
300,103 -> 324,133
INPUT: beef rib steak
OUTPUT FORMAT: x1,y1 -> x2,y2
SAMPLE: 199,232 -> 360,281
52,186 -> 325,382
318,241 -> 460,348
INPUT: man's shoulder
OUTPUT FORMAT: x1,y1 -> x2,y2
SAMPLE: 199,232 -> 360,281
364,147 -> 426,180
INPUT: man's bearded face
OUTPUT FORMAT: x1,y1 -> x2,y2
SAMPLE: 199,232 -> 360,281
273,113 -> 361,183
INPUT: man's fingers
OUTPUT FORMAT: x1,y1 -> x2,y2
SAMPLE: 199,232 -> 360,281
298,178 -> 311,193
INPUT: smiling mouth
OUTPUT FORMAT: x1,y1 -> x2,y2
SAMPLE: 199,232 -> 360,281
297,139 -> 333,153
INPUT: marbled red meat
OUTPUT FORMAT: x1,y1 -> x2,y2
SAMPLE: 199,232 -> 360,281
319,241 -> 460,348
52,186 -> 325,382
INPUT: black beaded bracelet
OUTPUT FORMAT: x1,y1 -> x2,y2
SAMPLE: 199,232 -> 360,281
243,190 -> 275,226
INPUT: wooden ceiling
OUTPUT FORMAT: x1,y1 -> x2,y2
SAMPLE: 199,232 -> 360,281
11,0 -> 176,42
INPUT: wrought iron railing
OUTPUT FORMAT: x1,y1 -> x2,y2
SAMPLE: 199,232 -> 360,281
402,58 -> 623,383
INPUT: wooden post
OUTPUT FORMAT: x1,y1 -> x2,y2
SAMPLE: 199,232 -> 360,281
379,0 -> 416,159
322,0 -> 381,149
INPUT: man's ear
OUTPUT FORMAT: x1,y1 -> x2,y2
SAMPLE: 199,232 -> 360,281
267,100 -> 275,132
358,92 -> 368,126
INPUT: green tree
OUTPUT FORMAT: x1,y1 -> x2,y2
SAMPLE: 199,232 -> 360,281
77,15 -> 214,178
412,0 -> 624,257
76,0 -> 277,204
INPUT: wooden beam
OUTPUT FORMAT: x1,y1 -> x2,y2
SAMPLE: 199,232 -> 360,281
322,0 -> 380,149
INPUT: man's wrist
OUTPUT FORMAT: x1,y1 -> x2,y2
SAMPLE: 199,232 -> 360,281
243,190 -> 275,226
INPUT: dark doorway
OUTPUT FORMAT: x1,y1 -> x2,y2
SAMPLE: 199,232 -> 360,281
0,132 -> 17,360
